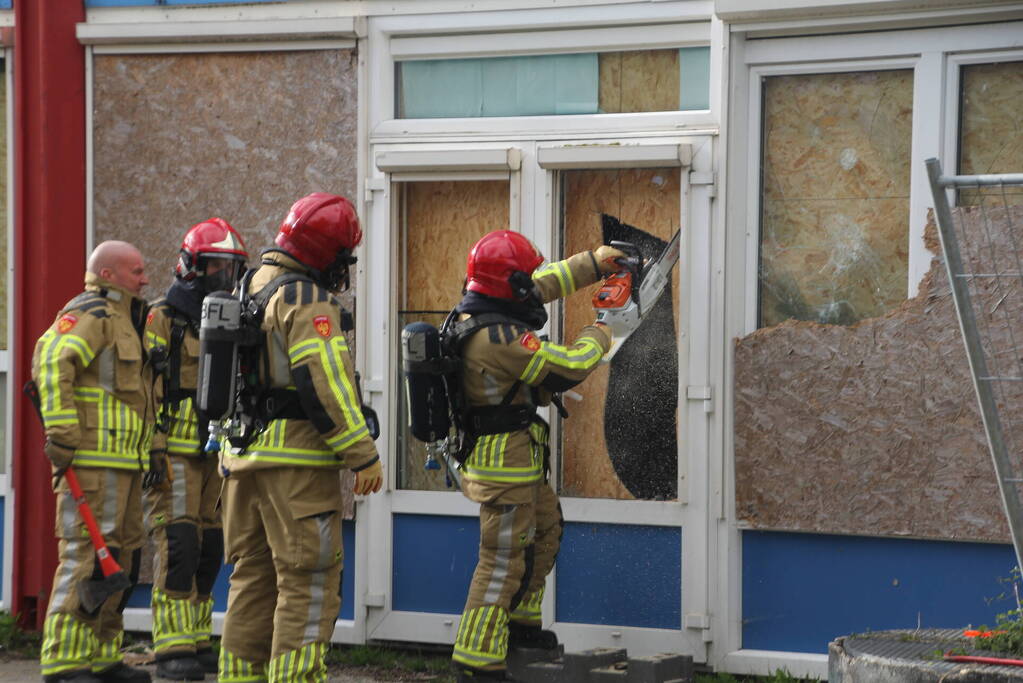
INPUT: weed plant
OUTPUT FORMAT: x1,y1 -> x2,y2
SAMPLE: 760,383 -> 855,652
0,611 -> 40,659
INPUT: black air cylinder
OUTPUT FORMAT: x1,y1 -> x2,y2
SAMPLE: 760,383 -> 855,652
402,322 -> 451,443
197,291 -> 241,421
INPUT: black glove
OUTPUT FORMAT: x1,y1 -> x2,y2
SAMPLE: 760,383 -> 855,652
44,439 -> 75,485
143,450 -> 169,490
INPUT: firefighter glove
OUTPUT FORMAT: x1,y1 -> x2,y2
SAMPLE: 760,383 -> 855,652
353,459 -> 383,495
593,245 -> 629,274
44,438 -> 75,471
143,449 -> 171,490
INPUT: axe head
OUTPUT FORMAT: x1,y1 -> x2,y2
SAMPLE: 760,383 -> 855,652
78,571 -> 131,613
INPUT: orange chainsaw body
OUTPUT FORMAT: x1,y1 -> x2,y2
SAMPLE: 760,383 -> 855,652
593,270 -> 633,309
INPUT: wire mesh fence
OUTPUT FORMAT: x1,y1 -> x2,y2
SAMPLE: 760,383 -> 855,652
927,158 -> 1023,570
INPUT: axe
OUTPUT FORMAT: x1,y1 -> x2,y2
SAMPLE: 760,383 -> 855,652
24,381 -> 131,612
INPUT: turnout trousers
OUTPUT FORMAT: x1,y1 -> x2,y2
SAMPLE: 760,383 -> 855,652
218,467 -> 344,683
452,481 -> 563,673
40,468 -> 144,680
145,454 -> 223,659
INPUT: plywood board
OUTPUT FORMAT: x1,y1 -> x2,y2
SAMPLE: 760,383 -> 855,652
399,180 -> 508,492
598,49 -> 680,114
92,50 -> 359,299
403,180 -> 508,312
735,208 -> 1023,543
760,70 -> 912,327
959,61 -> 1023,206
561,169 -> 680,500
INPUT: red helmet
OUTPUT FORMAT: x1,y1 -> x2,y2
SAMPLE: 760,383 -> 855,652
176,218 -> 248,287
275,193 -> 362,272
466,230 -> 545,299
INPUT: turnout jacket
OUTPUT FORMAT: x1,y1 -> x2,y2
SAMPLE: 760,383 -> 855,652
460,250 -> 611,504
144,300 -> 201,457
32,272 -> 156,471
222,251 -> 379,473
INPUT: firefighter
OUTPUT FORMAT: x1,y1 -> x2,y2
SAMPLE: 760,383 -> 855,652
449,231 -> 624,681
33,240 -> 158,683
143,219 -> 248,680
218,193 -> 384,683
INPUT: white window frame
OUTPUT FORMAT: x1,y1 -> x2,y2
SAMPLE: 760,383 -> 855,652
725,18 -> 1023,679
78,24 -> 368,644
367,1 -> 719,142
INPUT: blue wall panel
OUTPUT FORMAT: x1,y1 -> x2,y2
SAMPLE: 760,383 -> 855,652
743,530 -> 1017,653
393,514 -> 477,614
127,520 -> 355,621
0,497 -> 4,596
557,523 -> 681,629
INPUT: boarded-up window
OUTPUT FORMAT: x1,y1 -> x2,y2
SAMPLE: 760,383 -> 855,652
398,48 -> 710,118
397,180 -> 509,491
559,168 -> 680,500
959,61 -> 1023,207
759,70 -> 913,327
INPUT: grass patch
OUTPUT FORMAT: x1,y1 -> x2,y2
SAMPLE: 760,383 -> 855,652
0,611 -> 40,659
326,644 -> 457,681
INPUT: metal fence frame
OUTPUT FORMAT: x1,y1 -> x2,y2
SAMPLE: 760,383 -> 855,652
926,157 -> 1023,571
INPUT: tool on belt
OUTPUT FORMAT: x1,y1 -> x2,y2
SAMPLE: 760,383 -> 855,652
24,380 -> 132,612
593,229 -> 682,361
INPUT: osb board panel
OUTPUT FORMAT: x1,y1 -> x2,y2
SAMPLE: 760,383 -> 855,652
561,168 -> 680,500
960,61 -> 1023,206
598,49 -> 679,114
760,70 -> 912,327
734,207 -> 1023,544
93,50 -> 360,528
399,181 -> 507,492
403,180 -> 508,312
92,50 -> 358,301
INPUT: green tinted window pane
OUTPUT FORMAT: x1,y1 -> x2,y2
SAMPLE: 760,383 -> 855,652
679,46 -> 710,111
399,59 -> 483,118
400,54 -> 598,118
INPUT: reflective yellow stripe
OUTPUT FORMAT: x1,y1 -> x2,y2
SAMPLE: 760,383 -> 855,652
146,330 -> 168,348
288,336 -> 367,453
453,606 -> 508,669
41,612 -> 97,676
219,647 -> 266,683
267,642 -> 326,683
461,462 -> 542,484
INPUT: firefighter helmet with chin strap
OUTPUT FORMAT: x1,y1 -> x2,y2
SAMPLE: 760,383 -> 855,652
465,230 -> 545,300
176,218 -> 249,292
274,193 -> 362,292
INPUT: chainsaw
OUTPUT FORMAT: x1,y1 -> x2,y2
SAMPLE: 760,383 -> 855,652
592,228 -> 681,361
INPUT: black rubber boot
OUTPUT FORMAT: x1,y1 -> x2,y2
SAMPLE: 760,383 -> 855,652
43,670 -> 103,683
93,663 -> 151,683
508,622 -> 559,650
194,648 -> 218,674
155,655 -> 205,681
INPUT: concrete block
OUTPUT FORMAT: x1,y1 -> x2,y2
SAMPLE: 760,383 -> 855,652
522,660 -> 566,683
562,649 -> 628,683
507,645 -> 563,680
591,662 -> 630,681
627,653 -> 694,683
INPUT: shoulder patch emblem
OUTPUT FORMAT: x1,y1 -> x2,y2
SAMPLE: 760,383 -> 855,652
313,315 -> 332,338
520,332 -> 541,352
146,310 -> 155,326
57,314 -> 78,334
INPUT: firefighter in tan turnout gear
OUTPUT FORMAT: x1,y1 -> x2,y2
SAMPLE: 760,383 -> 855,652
144,218 -> 248,681
33,241 -> 157,683
449,230 -> 625,681
218,193 -> 383,683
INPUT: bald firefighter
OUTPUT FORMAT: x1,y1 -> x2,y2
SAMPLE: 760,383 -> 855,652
144,218 -> 248,680
449,230 -> 624,681
33,241 -> 157,683
218,193 -> 384,683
